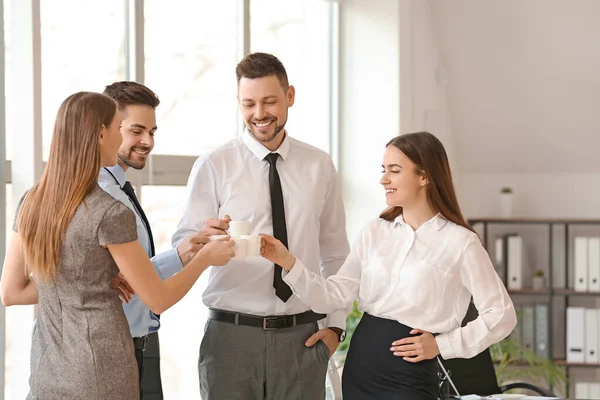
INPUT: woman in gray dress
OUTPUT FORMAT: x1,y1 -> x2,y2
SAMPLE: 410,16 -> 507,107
0,92 -> 235,399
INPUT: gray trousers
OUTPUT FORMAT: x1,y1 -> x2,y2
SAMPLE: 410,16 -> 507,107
198,317 -> 330,400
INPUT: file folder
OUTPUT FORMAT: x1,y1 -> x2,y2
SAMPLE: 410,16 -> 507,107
567,307 -> 585,363
584,308 -> 598,364
574,237 -> 588,292
588,237 -> 600,292
534,304 -> 548,359
507,235 -> 523,290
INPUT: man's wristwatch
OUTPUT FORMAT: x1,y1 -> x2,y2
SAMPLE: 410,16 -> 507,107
328,327 -> 347,342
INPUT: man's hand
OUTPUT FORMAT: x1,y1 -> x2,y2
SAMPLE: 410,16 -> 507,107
111,273 -> 134,303
305,328 -> 339,357
390,329 -> 440,362
177,232 -> 211,266
201,215 -> 232,236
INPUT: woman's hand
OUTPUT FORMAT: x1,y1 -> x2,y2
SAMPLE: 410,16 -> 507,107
195,237 -> 235,266
259,234 -> 296,271
390,329 -> 440,362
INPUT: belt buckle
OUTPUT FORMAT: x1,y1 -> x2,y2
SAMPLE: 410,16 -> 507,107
262,317 -> 278,331
141,335 -> 149,352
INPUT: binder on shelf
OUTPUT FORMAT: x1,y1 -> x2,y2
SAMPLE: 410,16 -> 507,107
575,382 -> 589,400
534,304 -> 548,359
574,236 -> 588,292
521,306 -> 535,353
589,383 -> 600,400
588,237 -> 600,292
566,307 -> 585,363
507,235 -> 523,290
584,308 -> 598,364
494,237 -> 505,280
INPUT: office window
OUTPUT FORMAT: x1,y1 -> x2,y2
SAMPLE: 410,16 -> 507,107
251,0 -> 336,153
145,0 -> 240,157
3,183 -> 36,400
40,0 -> 126,160
142,185 -> 209,399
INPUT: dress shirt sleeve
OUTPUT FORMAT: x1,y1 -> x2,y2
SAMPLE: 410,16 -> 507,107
150,248 -> 183,280
284,228 -> 364,317
172,157 -> 220,247
435,235 -> 517,359
317,157 -> 351,329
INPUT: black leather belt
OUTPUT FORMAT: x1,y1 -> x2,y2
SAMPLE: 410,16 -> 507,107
209,309 -> 326,331
133,335 -> 150,351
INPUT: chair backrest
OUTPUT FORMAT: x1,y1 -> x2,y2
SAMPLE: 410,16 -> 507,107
438,302 -> 502,396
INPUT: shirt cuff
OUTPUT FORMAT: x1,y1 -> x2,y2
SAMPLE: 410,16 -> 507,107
435,333 -> 456,359
151,248 -> 184,280
325,310 -> 347,330
282,257 -> 305,285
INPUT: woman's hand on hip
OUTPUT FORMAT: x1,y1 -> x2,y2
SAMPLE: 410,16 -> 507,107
390,329 -> 440,362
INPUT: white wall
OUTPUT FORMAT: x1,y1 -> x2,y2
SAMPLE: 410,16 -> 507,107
430,0 -> 600,219
400,0 -> 458,179
338,0 -> 460,240
460,173 -> 600,219
338,0 -> 400,241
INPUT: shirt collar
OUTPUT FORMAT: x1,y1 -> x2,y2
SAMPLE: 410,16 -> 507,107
394,212 -> 448,231
242,128 -> 291,162
104,163 -> 127,187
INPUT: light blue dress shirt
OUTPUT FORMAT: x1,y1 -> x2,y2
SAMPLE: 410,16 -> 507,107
98,164 -> 183,338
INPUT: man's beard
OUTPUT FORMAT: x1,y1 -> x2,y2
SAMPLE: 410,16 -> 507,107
118,149 -> 147,170
249,114 -> 288,143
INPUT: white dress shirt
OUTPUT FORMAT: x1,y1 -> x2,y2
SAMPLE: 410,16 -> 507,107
284,214 -> 517,359
173,130 -> 350,328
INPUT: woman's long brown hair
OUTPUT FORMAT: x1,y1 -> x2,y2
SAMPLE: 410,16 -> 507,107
379,131 -> 475,233
17,92 -> 117,281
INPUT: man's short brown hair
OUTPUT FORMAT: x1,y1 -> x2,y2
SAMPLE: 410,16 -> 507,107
103,81 -> 160,112
235,52 -> 289,89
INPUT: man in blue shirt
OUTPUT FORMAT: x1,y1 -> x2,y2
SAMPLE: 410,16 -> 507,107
100,81 -> 209,399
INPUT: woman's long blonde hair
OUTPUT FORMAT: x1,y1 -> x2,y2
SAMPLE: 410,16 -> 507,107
18,92 -> 117,281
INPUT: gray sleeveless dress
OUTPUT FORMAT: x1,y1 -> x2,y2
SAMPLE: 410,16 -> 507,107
19,186 -> 139,399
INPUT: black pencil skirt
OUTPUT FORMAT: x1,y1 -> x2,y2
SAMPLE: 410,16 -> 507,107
342,313 -> 439,400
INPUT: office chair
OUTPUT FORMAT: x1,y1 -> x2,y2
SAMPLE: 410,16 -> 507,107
438,302 -> 556,398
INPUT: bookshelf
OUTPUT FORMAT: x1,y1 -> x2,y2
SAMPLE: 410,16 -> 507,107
469,217 -> 600,398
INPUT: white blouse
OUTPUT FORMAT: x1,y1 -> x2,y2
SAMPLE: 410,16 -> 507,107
283,214 -> 517,359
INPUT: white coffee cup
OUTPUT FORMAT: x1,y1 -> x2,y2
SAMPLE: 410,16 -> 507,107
241,235 -> 261,257
233,238 -> 247,259
229,221 -> 251,237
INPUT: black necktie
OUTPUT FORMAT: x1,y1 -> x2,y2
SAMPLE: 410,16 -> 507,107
265,153 -> 293,302
121,181 -> 156,258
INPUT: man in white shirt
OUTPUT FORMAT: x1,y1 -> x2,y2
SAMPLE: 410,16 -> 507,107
172,52 -> 351,399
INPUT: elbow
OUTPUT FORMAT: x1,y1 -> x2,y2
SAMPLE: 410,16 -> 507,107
1,291 -> 15,307
148,302 -> 167,316
503,304 -> 518,338
490,304 -> 518,345
146,295 -> 169,315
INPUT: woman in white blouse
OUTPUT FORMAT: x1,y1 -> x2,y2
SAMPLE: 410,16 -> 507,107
260,131 -> 517,400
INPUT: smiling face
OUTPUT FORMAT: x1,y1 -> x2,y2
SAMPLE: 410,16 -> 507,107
380,144 -> 428,208
117,104 -> 156,170
238,75 -> 295,151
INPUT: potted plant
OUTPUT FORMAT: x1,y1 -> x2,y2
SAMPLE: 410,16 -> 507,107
499,187 -> 513,218
491,337 -> 567,394
532,269 -> 545,290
